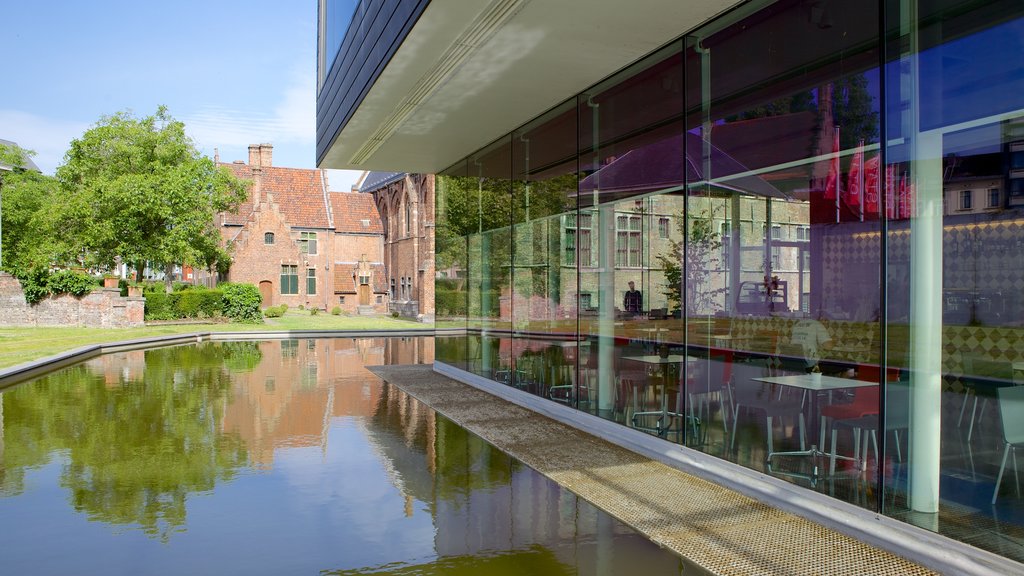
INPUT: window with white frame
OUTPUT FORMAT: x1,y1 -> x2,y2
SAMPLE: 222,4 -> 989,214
299,231 -> 317,255
959,190 -> 973,211
989,188 -> 1000,208
280,265 -> 298,295
658,217 -> 670,239
264,232 -> 275,244
615,214 -> 642,267
306,268 -> 316,295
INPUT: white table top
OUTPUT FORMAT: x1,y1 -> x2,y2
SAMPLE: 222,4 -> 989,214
622,354 -> 698,364
753,374 -> 878,392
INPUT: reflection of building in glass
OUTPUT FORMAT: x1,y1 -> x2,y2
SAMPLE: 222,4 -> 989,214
317,0 -> 1024,570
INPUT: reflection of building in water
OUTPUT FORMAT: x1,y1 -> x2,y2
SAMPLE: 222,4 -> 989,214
85,350 -> 149,387
368,383 -> 679,572
220,338 -> 429,467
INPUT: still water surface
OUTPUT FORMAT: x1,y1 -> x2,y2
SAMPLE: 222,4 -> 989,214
0,338 -> 685,575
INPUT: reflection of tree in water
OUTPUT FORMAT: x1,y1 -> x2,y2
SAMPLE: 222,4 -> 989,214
0,344 -> 250,540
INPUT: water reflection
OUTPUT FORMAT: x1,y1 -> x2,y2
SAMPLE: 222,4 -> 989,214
0,337 -> 682,575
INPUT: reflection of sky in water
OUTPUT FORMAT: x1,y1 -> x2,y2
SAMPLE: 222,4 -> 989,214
0,341 -> 684,576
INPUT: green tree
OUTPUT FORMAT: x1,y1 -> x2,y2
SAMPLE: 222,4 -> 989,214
56,107 -> 248,290
0,148 -> 67,273
833,74 -> 879,148
655,209 -> 723,316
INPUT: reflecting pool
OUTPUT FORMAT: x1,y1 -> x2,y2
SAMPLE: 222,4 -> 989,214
0,338 -> 686,575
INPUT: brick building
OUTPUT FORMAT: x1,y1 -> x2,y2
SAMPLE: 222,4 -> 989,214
218,144 -> 388,313
358,172 -> 435,322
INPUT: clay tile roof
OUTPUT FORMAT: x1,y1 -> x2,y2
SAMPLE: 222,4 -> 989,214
330,192 -> 383,234
219,163 -> 330,229
333,263 -> 388,294
219,163 -> 256,226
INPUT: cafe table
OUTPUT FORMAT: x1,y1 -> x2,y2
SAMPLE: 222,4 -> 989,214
752,373 -> 877,479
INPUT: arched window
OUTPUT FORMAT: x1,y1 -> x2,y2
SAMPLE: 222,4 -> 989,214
264,232 -> 275,244
404,195 -> 411,235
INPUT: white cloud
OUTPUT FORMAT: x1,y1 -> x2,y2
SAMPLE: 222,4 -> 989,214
184,64 -> 316,166
0,110 -> 90,175
325,169 -> 366,192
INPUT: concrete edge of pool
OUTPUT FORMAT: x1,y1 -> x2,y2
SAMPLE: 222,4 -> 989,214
392,362 -> 1019,576
0,328 -> 448,389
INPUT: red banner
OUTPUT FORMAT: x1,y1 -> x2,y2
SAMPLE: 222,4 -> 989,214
844,140 -> 863,207
864,154 -> 880,215
824,128 -> 840,200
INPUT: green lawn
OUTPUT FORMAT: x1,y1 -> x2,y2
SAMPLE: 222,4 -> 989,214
0,310 -> 432,370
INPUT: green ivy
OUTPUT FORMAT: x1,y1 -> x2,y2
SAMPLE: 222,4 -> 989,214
16,268 -> 96,304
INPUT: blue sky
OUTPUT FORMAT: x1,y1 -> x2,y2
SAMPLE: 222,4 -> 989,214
3,0 -> 361,189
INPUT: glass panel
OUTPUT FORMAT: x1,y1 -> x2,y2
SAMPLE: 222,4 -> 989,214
883,0 -> 1024,559
578,42 -> 685,432
512,100 -> 579,404
685,0 -> 882,505
307,269 -> 316,295
435,160 -> 470,370
466,138 -> 512,382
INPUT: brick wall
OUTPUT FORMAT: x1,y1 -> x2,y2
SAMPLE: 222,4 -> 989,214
228,202 -> 334,310
0,272 -> 144,328
372,174 -> 436,322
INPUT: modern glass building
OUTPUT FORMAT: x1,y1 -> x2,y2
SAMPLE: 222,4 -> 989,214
318,0 -> 1024,571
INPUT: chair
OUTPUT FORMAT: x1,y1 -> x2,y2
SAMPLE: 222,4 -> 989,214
992,386 -> 1024,504
959,357 -> 1015,442
818,365 -> 897,450
686,356 -> 730,442
729,360 -> 807,461
827,381 -> 910,475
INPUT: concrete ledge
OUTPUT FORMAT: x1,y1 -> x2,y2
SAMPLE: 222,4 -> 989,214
433,362 -> 1021,576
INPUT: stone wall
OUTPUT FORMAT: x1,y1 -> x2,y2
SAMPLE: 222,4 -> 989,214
0,272 -> 145,328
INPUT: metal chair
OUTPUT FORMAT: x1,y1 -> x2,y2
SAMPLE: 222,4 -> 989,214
992,386 -> 1024,504
729,360 -> 807,461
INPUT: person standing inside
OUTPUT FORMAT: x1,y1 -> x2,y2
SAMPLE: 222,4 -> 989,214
623,281 -> 643,318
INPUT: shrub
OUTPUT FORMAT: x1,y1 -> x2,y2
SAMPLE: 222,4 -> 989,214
175,289 -> 205,318
331,306 -> 341,315
17,268 -> 96,305
221,283 -> 263,323
310,307 -> 319,316
172,287 -> 224,318
263,305 -> 285,318
297,304 -> 305,311
47,270 -> 95,298
143,290 -> 175,320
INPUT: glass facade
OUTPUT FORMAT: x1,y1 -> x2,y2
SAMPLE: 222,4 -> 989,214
434,0 -> 1024,562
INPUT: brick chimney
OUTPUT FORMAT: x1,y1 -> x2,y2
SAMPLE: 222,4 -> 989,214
248,144 -> 261,169
259,143 -> 272,167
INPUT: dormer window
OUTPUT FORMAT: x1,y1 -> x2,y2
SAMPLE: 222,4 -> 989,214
264,232 -> 275,244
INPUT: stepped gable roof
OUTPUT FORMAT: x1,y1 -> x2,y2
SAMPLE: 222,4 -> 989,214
219,163 -> 330,229
330,192 -> 383,234
333,262 -> 388,294
359,171 -> 404,192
